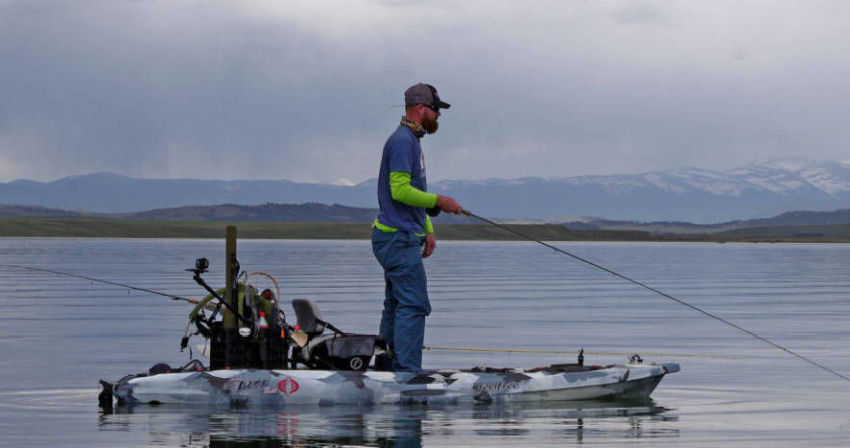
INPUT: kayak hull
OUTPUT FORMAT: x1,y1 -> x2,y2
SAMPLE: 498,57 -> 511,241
110,363 -> 679,406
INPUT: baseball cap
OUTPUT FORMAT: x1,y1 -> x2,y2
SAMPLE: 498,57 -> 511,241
404,83 -> 451,110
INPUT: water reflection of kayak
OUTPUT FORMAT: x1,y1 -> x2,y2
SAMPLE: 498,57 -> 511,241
96,399 -> 674,447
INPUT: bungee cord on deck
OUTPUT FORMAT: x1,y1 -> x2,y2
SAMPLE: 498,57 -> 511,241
461,209 -> 850,383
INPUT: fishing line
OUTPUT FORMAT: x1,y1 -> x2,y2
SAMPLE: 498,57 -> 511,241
461,210 -> 850,383
423,345 -> 738,359
1,264 -> 199,304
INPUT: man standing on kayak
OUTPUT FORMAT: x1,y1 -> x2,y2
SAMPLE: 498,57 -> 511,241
372,83 -> 463,372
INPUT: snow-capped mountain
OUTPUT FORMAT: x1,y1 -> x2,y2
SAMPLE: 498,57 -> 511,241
428,159 -> 850,222
3,159 -> 850,223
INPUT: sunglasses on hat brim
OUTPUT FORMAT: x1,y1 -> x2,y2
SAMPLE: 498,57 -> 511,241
424,84 -> 450,111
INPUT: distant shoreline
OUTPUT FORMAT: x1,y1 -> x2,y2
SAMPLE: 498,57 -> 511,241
1,217 -> 849,243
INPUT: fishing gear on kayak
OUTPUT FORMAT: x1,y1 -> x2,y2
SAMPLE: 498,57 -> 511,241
7,259 -> 386,374
460,209 -> 850,383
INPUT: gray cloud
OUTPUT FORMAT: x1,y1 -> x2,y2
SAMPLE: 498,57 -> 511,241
1,0 -> 849,184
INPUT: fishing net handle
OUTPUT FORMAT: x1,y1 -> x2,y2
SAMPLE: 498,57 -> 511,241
242,271 -> 281,309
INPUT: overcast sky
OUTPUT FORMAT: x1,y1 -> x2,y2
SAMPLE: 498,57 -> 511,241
1,0 -> 848,184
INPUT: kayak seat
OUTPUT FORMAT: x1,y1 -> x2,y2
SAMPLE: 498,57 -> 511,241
290,298 -> 386,370
297,333 -> 382,371
292,298 -> 327,337
297,333 -> 336,366
291,298 -> 336,368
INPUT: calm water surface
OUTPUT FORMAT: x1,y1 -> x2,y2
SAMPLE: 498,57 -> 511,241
1,238 -> 849,447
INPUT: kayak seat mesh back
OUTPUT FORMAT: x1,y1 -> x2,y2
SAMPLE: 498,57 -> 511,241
292,299 -> 326,337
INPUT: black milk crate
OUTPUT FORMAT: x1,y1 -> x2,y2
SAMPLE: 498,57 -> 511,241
209,323 -> 289,370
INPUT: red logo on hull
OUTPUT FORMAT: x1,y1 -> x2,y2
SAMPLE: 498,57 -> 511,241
277,377 -> 300,395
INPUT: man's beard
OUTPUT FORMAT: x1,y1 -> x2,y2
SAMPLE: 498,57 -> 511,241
422,115 -> 439,134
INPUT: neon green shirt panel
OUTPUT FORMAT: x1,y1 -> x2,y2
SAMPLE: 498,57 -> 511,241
374,216 -> 432,236
389,171 -> 437,208
373,171 -> 436,236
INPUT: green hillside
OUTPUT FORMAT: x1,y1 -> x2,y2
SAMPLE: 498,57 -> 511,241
3,216 -> 850,242
0,217 -> 645,240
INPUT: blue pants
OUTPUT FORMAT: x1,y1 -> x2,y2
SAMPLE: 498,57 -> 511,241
372,227 -> 431,372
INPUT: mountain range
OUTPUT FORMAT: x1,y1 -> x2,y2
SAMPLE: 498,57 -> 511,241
3,159 -> 850,223
5,203 -> 850,237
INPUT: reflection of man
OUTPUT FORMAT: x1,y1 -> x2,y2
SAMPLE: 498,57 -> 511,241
372,83 -> 463,372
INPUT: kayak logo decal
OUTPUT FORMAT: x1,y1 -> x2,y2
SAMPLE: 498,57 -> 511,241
235,379 -> 269,391
277,377 -> 300,395
472,381 -> 520,395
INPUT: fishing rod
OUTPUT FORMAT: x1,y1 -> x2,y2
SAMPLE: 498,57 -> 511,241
3,262 -> 252,326
460,210 -> 850,383
2,264 -> 200,304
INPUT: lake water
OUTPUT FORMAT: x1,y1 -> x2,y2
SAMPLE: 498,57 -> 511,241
1,238 -> 849,447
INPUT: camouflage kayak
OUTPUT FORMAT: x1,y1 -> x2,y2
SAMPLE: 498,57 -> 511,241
104,361 -> 679,406
97,254 -> 680,408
